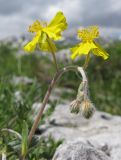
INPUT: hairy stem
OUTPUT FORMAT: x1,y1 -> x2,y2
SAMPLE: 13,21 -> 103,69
77,67 -> 87,82
28,66 -> 87,144
77,67 -> 88,100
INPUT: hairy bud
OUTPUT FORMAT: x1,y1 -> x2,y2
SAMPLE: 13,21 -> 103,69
70,81 -> 95,119
81,99 -> 95,119
70,100 -> 81,114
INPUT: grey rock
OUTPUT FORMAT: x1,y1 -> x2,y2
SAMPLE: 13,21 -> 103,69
39,104 -> 121,160
53,140 -> 110,160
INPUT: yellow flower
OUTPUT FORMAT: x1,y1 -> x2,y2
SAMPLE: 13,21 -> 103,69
71,26 -> 109,60
24,11 -> 67,52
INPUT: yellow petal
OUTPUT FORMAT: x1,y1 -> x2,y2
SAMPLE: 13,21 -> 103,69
71,45 -> 81,59
43,11 -> 67,40
71,42 -> 97,59
24,32 -> 41,52
92,42 -> 109,60
38,32 -> 57,52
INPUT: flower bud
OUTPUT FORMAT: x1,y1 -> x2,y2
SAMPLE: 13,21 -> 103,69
81,99 -> 95,119
70,100 -> 81,114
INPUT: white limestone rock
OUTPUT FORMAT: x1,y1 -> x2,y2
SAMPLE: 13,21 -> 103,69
53,140 -> 110,160
40,104 -> 121,160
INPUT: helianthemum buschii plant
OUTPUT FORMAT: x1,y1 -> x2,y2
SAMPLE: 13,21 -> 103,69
23,11 -> 109,158
1,11 -> 109,160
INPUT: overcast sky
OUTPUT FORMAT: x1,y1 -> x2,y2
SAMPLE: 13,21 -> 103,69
0,0 -> 121,39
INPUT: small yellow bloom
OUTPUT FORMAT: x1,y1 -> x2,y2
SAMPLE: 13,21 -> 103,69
71,26 -> 109,60
24,11 -> 67,52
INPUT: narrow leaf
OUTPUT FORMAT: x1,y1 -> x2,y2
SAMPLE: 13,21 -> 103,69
21,120 -> 28,157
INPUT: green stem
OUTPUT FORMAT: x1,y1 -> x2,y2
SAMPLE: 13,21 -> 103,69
46,37 -> 59,72
83,53 -> 90,70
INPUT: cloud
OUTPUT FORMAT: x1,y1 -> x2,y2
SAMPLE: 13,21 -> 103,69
0,0 -> 23,15
0,0 -> 121,39
80,0 -> 121,28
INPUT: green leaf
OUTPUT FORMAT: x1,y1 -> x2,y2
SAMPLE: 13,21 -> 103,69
21,120 -> 28,158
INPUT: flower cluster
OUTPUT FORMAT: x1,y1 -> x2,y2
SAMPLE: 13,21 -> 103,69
70,82 -> 95,119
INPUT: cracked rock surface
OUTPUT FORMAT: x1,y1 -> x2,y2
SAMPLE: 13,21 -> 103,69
38,104 -> 121,160
52,140 -> 111,160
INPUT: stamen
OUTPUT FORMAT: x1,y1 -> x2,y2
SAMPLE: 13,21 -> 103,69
78,26 -> 99,42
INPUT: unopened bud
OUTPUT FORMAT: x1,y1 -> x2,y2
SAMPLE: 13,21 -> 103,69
81,99 -> 95,119
70,100 -> 81,114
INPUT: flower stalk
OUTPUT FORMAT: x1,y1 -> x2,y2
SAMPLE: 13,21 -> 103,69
46,36 -> 59,72
83,53 -> 90,70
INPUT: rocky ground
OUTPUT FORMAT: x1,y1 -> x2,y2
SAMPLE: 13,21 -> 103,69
38,103 -> 121,160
